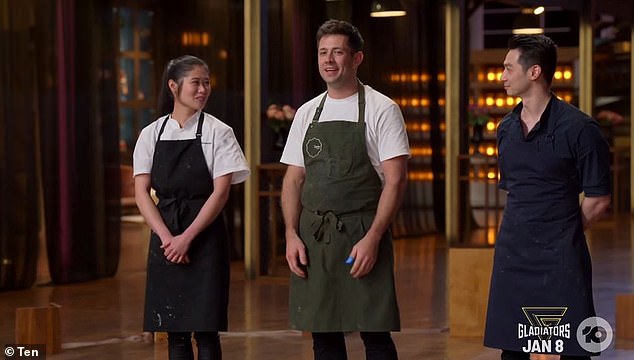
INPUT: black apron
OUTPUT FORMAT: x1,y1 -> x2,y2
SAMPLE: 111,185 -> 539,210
289,84 -> 400,332
484,99 -> 596,356
143,113 -> 230,332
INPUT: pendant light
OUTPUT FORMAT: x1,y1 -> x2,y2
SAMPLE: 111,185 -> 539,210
370,0 -> 407,18
512,7 -> 544,34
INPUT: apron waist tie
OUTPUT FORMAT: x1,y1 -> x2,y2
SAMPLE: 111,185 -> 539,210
157,197 -> 207,233
305,208 -> 376,244
312,211 -> 344,244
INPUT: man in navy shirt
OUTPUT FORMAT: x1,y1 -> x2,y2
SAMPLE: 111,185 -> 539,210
484,35 -> 611,360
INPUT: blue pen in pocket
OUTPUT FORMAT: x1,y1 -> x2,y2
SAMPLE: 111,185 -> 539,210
345,256 -> 354,265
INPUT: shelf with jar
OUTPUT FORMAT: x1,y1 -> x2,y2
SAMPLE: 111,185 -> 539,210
384,70 -> 447,236
387,69 -> 446,172
468,47 -> 579,153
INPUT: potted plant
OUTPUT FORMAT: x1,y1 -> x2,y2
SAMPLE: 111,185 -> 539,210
468,105 -> 492,152
266,103 -> 296,150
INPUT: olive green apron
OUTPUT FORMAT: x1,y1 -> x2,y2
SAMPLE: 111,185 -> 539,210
289,84 -> 400,332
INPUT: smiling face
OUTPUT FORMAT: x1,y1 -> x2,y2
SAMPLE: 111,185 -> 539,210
169,65 -> 210,113
317,34 -> 363,92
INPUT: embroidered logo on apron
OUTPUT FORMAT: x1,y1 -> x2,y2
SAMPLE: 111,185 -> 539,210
305,137 -> 323,158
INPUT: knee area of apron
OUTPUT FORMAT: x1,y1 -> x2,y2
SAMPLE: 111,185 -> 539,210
168,332 -> 192,344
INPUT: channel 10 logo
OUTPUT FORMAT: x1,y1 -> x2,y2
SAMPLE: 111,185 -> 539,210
576,317 -> 613,353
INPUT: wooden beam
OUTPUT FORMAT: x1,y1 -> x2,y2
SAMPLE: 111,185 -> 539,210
445,0 -> 461,243
244,0 -> 261,279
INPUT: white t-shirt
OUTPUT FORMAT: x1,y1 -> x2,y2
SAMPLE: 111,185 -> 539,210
280,85 -> 410,182
133,111 -> 250,184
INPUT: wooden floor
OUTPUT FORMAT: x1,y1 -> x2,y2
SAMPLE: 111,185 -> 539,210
1,215 -> 633,359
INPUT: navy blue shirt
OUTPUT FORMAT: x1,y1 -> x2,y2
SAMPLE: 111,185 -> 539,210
497,96 -> 611,222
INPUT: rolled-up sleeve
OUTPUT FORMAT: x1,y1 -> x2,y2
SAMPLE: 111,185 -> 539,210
576,121 -> 611,197
211,127 -> 250,184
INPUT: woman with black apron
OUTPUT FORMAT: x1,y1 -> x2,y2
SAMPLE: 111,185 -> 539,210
133,55 -> 249,360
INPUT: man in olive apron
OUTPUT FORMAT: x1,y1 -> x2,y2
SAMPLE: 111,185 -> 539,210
484,35 -> 611,359
280,20 -> 410,360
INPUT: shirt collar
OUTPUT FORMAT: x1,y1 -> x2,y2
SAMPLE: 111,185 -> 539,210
167,111 -> 202,130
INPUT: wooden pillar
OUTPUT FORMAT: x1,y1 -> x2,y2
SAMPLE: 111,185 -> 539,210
15,305 -> 62,355
449,248 -> 494,337
444,0 -> 461,244
630,25 -> 634,213
578,0 -> 593,115
244,0 -> 262,279
615,294 -> 634,340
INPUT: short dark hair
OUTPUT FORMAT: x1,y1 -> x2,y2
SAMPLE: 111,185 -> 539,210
507,34 -> 558,86
316,19 -> 364,52
157,55 -> 210,115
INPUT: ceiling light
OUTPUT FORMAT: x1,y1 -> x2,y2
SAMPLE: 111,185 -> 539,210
370,0 -> 407,18
512,10 -> 544,34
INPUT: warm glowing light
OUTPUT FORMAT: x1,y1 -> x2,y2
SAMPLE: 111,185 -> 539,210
401,98 -> 408,106
487,171 -> 497,179
411,98 -> 420,107
486,147 -> 495,156
478,97 -> 485,107
554,71 -> 563,80
485,97 -> 495,106
408,171 -> 434,181
421,123 -> 430,131
181,31 -> 211,47
496,72 -> 503,81
533,6 -> 545,15
563,70 -> 572,80
421,98 -> 429,107
421,73 -> 429,82
390,74 -> 399,82
486,121 -> 496,131
515,97 -> 521,104
438,73 -> 446,81
513,28 -> 544,35
487,228 -> 497,245
487,72 -> 496,81
477,72 -> 485,81
438,98 -> 446,106
495,98 -> 504,107
506,96 -> 515,106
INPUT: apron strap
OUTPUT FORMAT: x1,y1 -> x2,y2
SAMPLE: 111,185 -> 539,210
357,81 -> 365,124
195,111 -> 204,138
312,80 -> 366,123
544,94 -> 557,142
157,115 -> 170,140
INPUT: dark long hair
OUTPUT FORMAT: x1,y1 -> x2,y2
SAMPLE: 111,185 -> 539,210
157,55 -> 210,115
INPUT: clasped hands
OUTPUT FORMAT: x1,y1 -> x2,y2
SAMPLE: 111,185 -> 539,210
161,234 -> 191,264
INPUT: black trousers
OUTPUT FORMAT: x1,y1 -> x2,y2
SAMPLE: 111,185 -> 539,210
167,332 -> 221,360
312,332 -> 398,360
501,350 -> 590,360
